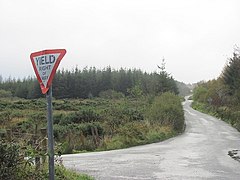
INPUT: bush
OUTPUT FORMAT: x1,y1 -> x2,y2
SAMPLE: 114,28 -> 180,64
0,110 -> 12,125
58,109 -> 101,125
123,108 -> 144,121
0,89 -> 12,98
103,135 -> 127,150
146,130 -> 166,143
193,86 -> 208,103
99,90 -> 125,99
148,92 -> 184,132
127,85 -> 143,98
0,141 -> 21,180
0,140 -> 93,180
231,111 -> 240,131
0,101 -> 8,111
117,121 -> 148,145
53,100 -> 78,111
146,126 -> 175,143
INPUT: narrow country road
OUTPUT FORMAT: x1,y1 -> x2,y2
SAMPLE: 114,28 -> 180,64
63,99 -> 240,180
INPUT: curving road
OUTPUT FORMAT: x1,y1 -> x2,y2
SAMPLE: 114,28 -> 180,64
63,99 -> 240,180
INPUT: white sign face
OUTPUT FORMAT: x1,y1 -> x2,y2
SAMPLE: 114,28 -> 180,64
30,49 -> 66,94
33,53 -> 60,87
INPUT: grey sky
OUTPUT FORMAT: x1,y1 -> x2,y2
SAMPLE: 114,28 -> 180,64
0,0 -> 240,83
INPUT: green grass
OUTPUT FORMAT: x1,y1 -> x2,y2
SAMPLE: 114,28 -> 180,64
55,166 -> 94,180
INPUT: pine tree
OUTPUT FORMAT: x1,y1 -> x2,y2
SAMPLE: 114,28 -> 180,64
222,52 -> 240,94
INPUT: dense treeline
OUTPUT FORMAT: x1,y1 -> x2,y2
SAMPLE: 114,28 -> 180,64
0,66 -> 179,99
192,49 -> 240,131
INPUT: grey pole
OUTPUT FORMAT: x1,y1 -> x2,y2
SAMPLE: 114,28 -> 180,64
46,85 -> 55,180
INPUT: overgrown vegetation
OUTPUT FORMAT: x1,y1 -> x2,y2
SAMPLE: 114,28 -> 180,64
0,140 -> 93,180
0,64 -> 187,178
0,93 -> 184,153
192,48 -> 240,131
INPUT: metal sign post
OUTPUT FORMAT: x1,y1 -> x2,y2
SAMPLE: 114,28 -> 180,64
30,49 -> 66,180
46,85 -> 54,180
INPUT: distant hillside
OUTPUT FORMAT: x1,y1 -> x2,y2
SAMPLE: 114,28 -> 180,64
176,81 -> 192,97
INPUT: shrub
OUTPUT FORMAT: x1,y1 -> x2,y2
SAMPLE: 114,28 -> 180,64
0,141 -> 21,180
193,86 -> 208,103
146,126 -> 175,143
0,101 -> 8,111
59,109 -> 101,125
0,140 -> 93,180
53,100 -> 78,111
123,108 -> 144,121
0,89 -> 12,98
53,113 -> 66,124
148,92 -> 184,132
103,135 -> 127,150
99,90 -> 125,99
127,85 -> 143,98
0,110 -> 12,125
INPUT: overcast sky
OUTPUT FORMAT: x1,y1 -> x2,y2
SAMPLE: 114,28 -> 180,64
0,0 -> 240,83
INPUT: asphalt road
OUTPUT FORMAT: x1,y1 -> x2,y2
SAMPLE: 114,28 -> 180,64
63,99 -> 240,180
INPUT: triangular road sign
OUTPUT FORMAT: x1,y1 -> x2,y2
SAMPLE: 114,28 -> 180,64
30,49 -> 66,94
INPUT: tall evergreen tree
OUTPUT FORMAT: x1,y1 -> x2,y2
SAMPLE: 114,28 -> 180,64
222,52 -> 240,92
157,59 -> 178,94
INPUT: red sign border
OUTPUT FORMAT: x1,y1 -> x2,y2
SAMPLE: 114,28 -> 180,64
30,49 -> 66,94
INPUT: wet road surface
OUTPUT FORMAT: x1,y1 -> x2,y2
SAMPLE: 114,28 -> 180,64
63,99 -> 240,179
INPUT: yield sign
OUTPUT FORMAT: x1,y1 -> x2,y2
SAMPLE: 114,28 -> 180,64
30,49 -> 66,94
